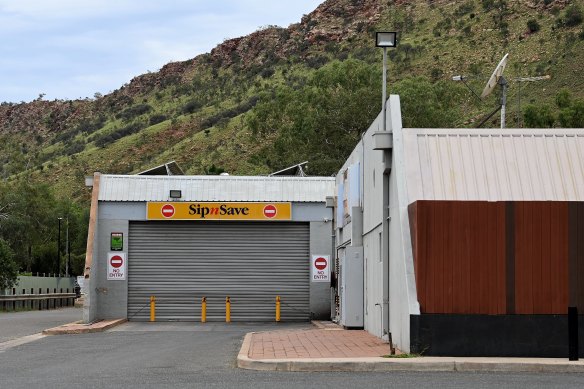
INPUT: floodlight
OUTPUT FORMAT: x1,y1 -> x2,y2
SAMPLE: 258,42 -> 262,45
376,32 -> 397,48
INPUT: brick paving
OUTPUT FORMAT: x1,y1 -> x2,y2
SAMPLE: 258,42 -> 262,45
248,328 -> 392,359
42,318 -> 126,335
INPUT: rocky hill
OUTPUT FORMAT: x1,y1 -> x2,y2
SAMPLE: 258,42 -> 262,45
1,0 -> 583,201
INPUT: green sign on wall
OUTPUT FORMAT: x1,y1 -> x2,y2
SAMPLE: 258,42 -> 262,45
111,232 -> 123,251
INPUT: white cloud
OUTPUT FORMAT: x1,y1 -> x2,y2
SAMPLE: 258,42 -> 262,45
0,0 -> 322,102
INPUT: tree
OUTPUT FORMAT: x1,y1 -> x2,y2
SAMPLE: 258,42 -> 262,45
0,239 -> 18,291
555,88 -> 572,109
0,181 -> 88,275
0,182 -> 55,272
523,104 -> 556,128
246,60 -> 467,175
247,59 -> 381,175
393,77 -> 465,128
558,100 -> 584,128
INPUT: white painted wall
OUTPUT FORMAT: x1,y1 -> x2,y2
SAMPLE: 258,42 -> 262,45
334,95 -> 420,351
387,95 -> 420,352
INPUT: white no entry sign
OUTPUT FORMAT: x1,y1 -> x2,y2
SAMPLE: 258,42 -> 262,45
161,204 -> 175,218
107,252 -> 126,280
263,204 -> 277,218
311,255 -> 330,282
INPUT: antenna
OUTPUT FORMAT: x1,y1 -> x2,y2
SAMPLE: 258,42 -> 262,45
451,75 -> 482,101
481,53 -> 509,128
514,75 -> 551,127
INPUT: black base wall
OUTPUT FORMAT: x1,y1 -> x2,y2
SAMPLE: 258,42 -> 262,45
410,314 -> 584,357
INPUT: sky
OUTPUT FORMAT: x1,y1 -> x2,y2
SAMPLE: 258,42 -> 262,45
0,0 -> 323,103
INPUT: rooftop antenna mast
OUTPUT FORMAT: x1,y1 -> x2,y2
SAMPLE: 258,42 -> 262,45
481,53 -> 509,129
514,75 -> 551,127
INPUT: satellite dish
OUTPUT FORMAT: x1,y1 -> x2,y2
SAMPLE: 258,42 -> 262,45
481,53 -> 509,98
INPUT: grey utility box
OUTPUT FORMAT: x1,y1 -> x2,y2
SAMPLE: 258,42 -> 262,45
339,245 -> 364,327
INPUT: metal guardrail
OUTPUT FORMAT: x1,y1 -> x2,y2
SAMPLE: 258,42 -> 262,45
0,293 -> 77,311
0,293 -> 76,302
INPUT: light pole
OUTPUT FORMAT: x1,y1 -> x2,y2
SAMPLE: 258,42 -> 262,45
375,32 -> 397,132
65,217 -> 70,277
375,31 -> 397,345
57,217 -> 63,276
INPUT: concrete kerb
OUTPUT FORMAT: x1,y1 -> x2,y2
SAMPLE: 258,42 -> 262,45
42,318 -> 127,335
236,332 -> 584,373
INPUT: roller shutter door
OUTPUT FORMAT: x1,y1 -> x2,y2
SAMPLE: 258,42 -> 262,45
128,221 -> 310,321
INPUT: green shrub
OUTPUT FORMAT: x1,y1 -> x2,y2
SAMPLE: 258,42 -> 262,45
204,164 -> 225,175
94,122 -> 144,148
558,99 -> 584,127
116,104 -> 152,121
149,114 -> 168,126
455,1 -> 475,17
555,89 -> 572,109
182,100 -> 202,114
523,104 -> 556,128
0,239 -> 18,290
565,5 -> 583,27
527,19 -> 540,33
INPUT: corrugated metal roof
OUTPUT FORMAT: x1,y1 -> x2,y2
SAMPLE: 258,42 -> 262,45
98,175 -> 335,202
404,129 -> 584,202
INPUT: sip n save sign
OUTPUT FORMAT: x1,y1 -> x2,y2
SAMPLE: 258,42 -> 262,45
147,202 -> 291,221
107,252 -> 126,281
311,255 -> 330,282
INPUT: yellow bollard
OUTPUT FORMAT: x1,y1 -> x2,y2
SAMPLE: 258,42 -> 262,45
276,295 -> 281,322
201,297 -> 207,323
150,295 -> 156,322
226,296 -> 231,323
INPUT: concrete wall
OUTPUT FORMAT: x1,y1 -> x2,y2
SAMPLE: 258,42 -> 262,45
335,111 -> 388,339
387,95 -> 420,352
333,96 -> 420,351
309,221 -> 333,319
88,201 -> 332,321
95,219 -> 129,320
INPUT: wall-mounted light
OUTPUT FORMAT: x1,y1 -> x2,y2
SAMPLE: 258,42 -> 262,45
169,190 -> 182,199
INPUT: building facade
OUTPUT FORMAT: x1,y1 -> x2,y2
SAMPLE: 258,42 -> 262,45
334,95 -> 584,356
83,175 -> 335,323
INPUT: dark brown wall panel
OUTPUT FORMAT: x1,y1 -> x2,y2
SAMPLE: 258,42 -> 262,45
514,202 -> 568,314
410,201 -> 574,316
410,201 -> 506,315
569,202 -> 584,311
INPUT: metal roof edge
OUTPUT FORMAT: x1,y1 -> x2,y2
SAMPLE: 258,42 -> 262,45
99,174 -> 335,181
405,128 -> 584,135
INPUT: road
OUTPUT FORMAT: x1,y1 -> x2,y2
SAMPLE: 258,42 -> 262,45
0,306 -> 82,343
1,321 -> 584,388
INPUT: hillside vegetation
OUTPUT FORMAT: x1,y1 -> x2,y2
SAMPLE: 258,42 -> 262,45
1,0 -> 584,274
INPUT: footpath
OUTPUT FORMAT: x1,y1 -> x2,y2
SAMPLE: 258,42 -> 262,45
237,321 -> 584,373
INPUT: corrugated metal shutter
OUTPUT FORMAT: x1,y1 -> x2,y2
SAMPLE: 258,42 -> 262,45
128,221 -> 310,321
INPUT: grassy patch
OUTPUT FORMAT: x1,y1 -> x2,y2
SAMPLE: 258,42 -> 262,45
382,353 -> 423,359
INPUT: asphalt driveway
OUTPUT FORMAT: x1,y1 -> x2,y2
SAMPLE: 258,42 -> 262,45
0,307 -> 82,343
1,321 -> 584,388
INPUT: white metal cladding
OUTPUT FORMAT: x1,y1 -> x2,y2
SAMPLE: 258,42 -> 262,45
127,221 -> 310,321
98,175 -> 335,202
404,129 -> 584,202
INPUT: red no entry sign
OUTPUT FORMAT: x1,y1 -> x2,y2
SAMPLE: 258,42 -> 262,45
263,204 -> 277,218
161,204 -> 175,218
314,257 -> 327,270
110,255 -> 123,268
